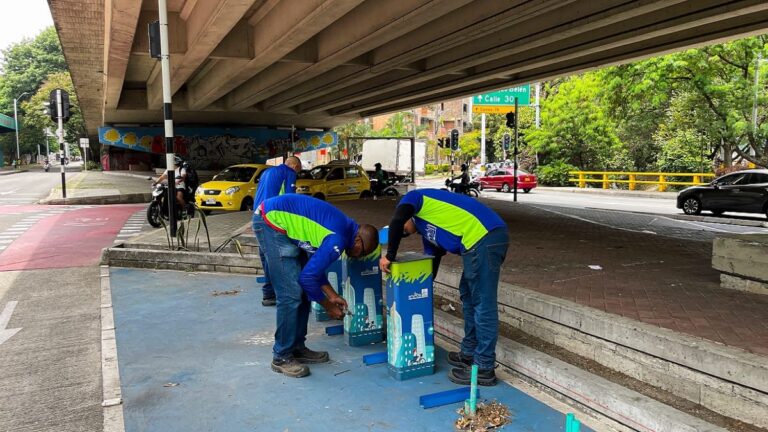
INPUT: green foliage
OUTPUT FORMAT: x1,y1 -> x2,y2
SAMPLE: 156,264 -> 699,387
0,27 -> 71,160
458,130 -> 480,161
333,120 -> 373,160
21,71 -> 86,154
535,160 -> 578,186
526,74 -> 623,170
85,160 -> 101,171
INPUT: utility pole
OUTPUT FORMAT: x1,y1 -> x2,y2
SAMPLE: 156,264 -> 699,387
13,92 -> 29,166
480,113 -> 486,166
56,89 -> 67,198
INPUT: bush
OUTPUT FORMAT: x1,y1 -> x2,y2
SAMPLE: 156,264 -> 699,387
535,160 -> 578,186
439,164 -> 450,173
85,161 -> 101,170
425,164 -> 436,175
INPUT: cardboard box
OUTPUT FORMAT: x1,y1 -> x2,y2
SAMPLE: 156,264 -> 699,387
386,252 -> 435,380
342,251 -> 384,346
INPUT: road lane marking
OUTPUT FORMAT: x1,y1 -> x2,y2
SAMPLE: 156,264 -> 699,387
0,301 -> 21,346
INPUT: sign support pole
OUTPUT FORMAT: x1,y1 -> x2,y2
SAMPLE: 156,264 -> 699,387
480,113 -> 486,166
513,97 -> 519,203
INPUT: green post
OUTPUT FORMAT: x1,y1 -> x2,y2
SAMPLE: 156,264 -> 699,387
469,364 -> 478,415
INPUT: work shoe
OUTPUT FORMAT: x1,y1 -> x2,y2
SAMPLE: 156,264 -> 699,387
447,351 -> 473,368
448,365 -> 498,386
293,346 -> 330,364
261,297 -> 277,306
271,358 -> 310,378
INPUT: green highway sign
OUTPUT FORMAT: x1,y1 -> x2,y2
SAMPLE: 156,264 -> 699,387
0,113 -> 16,131
472,85 -> 530,107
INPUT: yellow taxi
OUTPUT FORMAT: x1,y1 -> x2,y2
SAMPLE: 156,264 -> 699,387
295,162 -> 371,201
195,164 -> 269,212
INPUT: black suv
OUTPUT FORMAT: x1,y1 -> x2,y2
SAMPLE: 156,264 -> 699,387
677,169 -> 768,218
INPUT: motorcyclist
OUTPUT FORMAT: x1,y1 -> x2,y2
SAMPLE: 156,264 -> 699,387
450,163 -> 470,194
372,162 -> 387,196
153,156 -> 189,210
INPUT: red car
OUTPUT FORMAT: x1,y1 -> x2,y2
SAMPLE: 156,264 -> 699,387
479,168 -> 537,193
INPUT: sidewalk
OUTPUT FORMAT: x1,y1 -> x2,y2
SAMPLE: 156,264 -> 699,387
106,268 -> 589,432
40,171 -> 152,205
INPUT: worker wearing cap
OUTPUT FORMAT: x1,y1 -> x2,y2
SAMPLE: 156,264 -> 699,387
252,156 -> 302,306
380,189 -> 508,386
256,194 -> 379,378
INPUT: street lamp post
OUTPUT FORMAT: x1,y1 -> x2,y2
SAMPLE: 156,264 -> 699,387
13,92 -> 29,166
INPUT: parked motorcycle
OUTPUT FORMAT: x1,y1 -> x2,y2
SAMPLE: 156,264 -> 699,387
444,177 -> 480,197
146,180 -> 195,228
43,161 -> 50,172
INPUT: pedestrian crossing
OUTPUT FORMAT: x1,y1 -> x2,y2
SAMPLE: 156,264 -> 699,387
113,210 -> 148,245
0,207 -> 80,253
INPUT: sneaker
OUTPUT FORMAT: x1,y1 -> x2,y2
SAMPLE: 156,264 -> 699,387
271,358 -> 310,378
293,346 -> 330,364
261,297 -> 276,306
448,365 -> 497,386
447,351 -> 473,368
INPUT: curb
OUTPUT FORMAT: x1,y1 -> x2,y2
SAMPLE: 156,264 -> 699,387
100,265 -> 125,432
102,171 -> 155,180
666,213 -> 768,228
434,311 -> 726,432
0,169 -> 29,176
39,193 -> 152,205
100,246 -> 262,274
537,186 -> 678,200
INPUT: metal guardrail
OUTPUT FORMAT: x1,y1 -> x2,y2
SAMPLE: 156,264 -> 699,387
568,171 -> 716,192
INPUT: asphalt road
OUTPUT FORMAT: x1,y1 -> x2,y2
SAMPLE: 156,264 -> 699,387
418,178 -> 768,240
0,165 -> 79,205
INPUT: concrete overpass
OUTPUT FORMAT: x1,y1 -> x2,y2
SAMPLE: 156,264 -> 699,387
50,0 -> 768,135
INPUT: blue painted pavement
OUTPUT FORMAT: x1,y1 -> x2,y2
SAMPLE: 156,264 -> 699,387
110,268 -> 591,431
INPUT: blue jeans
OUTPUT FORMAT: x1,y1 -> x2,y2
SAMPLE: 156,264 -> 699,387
252,217 -> 274,299
458,227 -> 509,370
259,223 -> 311,360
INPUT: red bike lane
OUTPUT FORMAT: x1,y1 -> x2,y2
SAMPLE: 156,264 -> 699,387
0,205 -> 145,271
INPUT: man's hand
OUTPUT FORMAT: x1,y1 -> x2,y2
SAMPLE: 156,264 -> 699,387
379,256 -> 392,274
319,284 -> 348,319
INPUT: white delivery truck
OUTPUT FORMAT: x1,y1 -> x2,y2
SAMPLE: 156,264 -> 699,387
359,139 -> 426,178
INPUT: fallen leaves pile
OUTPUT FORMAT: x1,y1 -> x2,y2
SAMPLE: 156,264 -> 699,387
455,400 -> 512,431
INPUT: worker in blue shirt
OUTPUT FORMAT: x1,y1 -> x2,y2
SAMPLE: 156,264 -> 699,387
252,156 -> 301,306
256,194 -> 379,378
381,189 -> 508,386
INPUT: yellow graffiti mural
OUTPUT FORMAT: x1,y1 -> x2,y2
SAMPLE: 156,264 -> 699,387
104,129 -> 121,143
123,132 -> 138,147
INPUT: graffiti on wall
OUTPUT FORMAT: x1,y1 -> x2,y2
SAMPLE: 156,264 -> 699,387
98,127 -> 338,169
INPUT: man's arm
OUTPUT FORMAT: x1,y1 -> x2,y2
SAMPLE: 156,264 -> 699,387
386,204 -> 415,262
286,171 -> 297,194
298,235 -> 344,302
423,237 -> 446,278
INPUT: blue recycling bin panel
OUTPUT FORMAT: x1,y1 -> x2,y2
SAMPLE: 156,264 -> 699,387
342,250 -> 384,346
386,252 -> 435,380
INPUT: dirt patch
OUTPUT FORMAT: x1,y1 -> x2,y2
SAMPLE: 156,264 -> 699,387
211,289 -> 240,296
455,400 -> 512,431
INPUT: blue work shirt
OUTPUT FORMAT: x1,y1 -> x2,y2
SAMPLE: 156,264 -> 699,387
399,189 -> 506,255
254,164 -> 297,208
260,194 -> 359,301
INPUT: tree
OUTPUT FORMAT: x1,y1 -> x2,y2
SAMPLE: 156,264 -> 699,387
334,120 -> 373,160
525,74 -> 623,170
20,71 -> 86,158
457,130 -> 480,162
0,26 -> 68,160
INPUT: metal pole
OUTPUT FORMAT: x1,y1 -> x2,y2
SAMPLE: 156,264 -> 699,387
57,90 -> 67,198
158,0 -> 177,236
13,98 -> 21,166
513,97 -> 519,202
410,137 -> 415,184
753,53 -> 761,134
84,141 -> 88,171
480,113 -> 486,166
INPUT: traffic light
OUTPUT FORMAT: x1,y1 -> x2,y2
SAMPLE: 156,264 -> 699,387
436,138 -> 445,148
503,133 -> 511,151
48,89 -> 71,123
505,111 -> 516,128
450,129 -> 459,151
